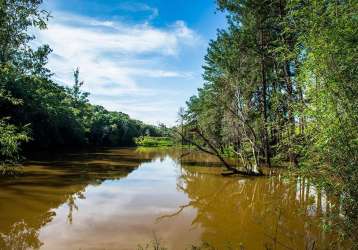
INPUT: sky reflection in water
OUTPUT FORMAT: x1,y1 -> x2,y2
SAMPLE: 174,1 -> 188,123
0,148 -> 348,249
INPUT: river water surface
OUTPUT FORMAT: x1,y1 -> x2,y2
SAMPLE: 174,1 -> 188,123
0,148 -> 348,249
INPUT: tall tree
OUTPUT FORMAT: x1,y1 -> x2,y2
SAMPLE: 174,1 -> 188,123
0,0 -> 48,165
181,0 -> 357,242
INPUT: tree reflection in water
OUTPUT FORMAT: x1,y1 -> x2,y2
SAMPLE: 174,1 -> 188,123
160,165 -> 347,250
0,148 -> 350,249
0,148 -> 143,250
0,221 -> 43,250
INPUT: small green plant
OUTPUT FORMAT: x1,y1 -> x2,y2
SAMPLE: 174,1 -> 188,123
0,118 -> 30,174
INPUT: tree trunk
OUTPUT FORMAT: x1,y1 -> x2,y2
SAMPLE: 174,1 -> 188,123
259,16 -> 271,167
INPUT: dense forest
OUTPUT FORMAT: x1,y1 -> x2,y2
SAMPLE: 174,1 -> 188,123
0,0 -> 167,167
179,0 -> 357,243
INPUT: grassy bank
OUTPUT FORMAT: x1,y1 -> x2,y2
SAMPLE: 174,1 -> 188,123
134,136 -> 174,147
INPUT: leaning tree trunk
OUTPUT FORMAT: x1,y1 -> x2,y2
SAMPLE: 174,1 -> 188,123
176,128 -> 263,176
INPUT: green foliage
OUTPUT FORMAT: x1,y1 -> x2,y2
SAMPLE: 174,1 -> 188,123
180,0 -> 358,242
0,118 -> 30,165
134,136 -> 174,147
289,0 -> 358,241
181,0 -> 302,171
0,0 -> 49,167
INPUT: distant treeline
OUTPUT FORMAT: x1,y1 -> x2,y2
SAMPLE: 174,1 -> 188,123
0,0 -> 168,165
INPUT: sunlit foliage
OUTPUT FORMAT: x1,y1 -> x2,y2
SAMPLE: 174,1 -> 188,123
180,0 -> 358,242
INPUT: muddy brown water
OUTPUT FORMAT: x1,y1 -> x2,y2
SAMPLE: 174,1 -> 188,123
0,148 -> 349,249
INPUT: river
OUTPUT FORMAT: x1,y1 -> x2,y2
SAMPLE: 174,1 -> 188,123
0,148 -> 348,249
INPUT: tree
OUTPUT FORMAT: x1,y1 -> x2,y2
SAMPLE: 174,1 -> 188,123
289,0 -> 358,241
181,0 -> 357,242
0,0 -> 48,168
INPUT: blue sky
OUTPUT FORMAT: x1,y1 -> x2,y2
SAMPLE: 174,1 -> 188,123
36,0 -> 226,125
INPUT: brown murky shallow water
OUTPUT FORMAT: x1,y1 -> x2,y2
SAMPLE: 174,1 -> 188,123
0,148 -> 349,249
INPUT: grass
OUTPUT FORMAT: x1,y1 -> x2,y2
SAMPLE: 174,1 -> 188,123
134,136 -> 175,147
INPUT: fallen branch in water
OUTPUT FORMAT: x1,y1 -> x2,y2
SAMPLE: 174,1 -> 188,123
175,128 -> 264,177
156,202 -> 193,221
221,170 -> 263,177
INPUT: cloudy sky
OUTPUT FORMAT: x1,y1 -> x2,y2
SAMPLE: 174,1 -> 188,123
36,0 -> 226,125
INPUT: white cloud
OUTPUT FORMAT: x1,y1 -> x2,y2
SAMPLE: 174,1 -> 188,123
94,98 -> 180,125
117,2 -> 159,21
32,11 -> 202,124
